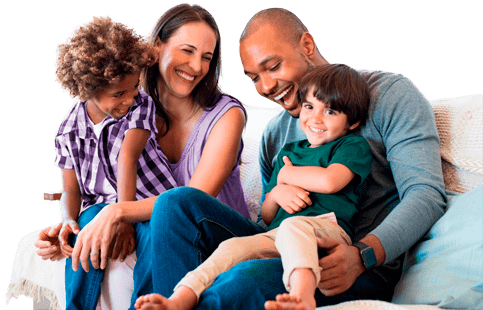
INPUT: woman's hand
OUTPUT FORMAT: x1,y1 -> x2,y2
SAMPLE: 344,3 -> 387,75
71,205 -> 122,272
35,223 -> 65,261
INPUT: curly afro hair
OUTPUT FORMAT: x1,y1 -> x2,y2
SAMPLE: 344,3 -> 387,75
56,17 -> 158,101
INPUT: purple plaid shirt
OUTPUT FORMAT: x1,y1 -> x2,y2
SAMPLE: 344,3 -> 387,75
55,90 -> 177,213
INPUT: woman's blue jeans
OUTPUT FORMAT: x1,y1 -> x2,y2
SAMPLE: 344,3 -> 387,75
130,187 -> 395,309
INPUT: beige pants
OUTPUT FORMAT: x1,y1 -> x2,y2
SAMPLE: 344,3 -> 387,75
175,213 -> 351,299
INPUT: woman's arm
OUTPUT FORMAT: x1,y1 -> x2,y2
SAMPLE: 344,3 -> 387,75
188,106 -> 246,197
71,195 -> 158,272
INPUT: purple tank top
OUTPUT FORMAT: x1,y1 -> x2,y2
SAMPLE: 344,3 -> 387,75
160,95 -> 251,219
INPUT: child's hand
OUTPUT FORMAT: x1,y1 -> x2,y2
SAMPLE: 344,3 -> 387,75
272,184 -> 312,214
277,156 -> 295,185
108,222 -> 135,262
35,223 -> 64,261
59,220 -> 80,258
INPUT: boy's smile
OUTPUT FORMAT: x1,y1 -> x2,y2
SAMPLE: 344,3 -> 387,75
87,72 -> 141,124
300,86 -> 360,148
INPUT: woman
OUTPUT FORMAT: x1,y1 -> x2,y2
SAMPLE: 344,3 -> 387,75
35,4 -> 255,309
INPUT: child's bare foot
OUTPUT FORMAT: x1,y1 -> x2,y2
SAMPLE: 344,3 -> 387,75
264,293 -> 316,310
135,286 -> 198,310
134,293 -> 168,310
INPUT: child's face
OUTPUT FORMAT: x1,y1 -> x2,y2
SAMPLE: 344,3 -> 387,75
299,86 -> 360,148
87,72 -> 141,123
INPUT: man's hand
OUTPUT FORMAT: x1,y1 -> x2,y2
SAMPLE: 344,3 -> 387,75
108,222 -> 136,262
35,223 -> 65,261
317,237 -> 366,296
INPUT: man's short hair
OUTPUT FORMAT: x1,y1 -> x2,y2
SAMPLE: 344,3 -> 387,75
240,8 -> 308,47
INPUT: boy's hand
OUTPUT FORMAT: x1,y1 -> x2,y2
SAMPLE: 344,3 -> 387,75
59,220 -> 80,258
277,156 -> 295,185
35,223 -> 64,261
272,184 -> 312,214
108,222 -> 136,262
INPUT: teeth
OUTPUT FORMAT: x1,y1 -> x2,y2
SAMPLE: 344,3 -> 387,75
176,70 -> 195,81
274,85 -> 293,101
310,127 -> 325,133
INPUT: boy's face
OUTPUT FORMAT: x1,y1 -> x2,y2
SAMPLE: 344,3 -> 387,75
88,72 -> 141,123
300,86 -> 360,148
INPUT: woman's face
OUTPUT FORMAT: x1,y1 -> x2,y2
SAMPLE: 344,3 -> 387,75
156,22 -> 217,102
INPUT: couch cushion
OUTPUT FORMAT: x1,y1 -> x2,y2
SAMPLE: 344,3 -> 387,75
392,184 -> 483,309
240,105 -> 283,221
431,94 -> 483,193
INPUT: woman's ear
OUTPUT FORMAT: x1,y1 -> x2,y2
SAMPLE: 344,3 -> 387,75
300,32 -> 316,59
348,120 -> 361,131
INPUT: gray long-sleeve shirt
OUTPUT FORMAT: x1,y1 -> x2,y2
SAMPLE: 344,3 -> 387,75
259,70 -> 446,285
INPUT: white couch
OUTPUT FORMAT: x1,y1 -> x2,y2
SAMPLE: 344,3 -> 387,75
7,94 -> 483,310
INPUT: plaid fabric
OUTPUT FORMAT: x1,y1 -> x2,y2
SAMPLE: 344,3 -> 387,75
55,90 -> 177,213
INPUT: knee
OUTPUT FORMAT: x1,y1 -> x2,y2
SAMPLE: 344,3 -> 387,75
277,216 -> 306,232
151,187 -> 212,225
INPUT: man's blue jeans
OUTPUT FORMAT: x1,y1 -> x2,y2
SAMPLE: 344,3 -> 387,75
131,187 -> 395,309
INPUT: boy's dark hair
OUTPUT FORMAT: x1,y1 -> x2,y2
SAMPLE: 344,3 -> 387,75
56,17 -> 157,101
141,4 -> 222,136
297,64 -> 370,126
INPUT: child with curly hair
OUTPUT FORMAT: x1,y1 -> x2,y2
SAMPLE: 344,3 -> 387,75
54,17 -> 177,309
134,64 -> 372,310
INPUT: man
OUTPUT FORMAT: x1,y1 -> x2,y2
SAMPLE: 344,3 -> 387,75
193,8 -> 446,308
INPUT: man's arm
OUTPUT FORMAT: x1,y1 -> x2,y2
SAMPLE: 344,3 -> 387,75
367,77 -> 446,263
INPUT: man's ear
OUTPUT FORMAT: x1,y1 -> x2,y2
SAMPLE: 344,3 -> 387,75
300,32 -> 316,59
349,120 -> 361,131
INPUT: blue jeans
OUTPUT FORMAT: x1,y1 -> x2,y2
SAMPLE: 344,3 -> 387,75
131,187 -> 395,309
65,203 -> 108,310
198,259 -> 393,309
128,187 -> 266,308
65,203 -> 152,310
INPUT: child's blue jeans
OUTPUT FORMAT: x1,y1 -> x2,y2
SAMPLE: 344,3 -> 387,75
64,203 -> 151,310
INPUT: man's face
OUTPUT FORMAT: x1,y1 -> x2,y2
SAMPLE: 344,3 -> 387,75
240,23 -> 312,117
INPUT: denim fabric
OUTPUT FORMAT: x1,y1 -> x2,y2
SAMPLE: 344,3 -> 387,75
130,186 -> 394,309
65,203 -> 108,310
198,258 -> 393,309
127,186 -> 265,309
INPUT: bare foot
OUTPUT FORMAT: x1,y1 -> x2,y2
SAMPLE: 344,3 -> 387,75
264,293 -> 316,310
135,293 -> 168,310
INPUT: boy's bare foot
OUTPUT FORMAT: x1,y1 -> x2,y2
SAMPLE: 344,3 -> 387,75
134,286 -> 198,310
134,293 -> 168,310
264,293 -> 316,310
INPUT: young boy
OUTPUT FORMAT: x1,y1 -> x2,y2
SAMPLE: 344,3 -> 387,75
134,64 -> 372,310
54,17 -> 177,310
